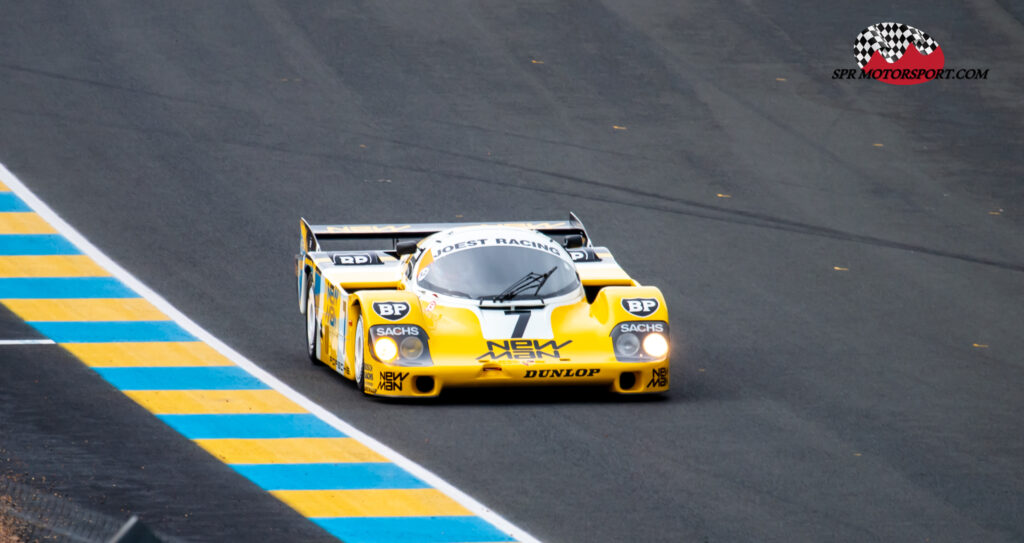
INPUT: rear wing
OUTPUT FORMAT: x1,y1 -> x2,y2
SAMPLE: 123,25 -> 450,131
300,212 -> 590,253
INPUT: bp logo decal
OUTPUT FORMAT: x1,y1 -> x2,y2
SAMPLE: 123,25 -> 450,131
621,298 -> 659,318
854,22 -> 943,85
372,301 -> 410,321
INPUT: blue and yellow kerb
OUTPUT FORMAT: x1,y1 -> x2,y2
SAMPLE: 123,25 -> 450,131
0,178 -> 520,543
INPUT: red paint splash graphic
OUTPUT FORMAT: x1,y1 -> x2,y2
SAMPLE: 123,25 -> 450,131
854,22 -> 945,85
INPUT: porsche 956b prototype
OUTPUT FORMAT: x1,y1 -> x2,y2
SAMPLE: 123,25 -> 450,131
297,214 -> 669,397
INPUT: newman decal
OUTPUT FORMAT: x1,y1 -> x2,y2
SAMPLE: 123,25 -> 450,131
647,367 -> 668,388
372,301 -> 410,321
621,298 -> 659,318
326,285 -> 342,328
525,368 -> 600,378
476,339 -> 572,361
379,370 -> 409,392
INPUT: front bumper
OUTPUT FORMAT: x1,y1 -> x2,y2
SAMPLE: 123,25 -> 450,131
362,359 -> 670,397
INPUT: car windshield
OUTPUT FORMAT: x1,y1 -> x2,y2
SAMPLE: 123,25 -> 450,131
419,246 -> 579,300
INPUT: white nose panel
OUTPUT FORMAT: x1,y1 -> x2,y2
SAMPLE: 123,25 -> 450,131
475,306 -> 556,340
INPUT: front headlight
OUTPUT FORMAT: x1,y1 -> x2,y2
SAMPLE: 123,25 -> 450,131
373,337 -> 398,362
615,333 -> 641,357
400,336 -> 424,360
642,333 -> 668,358
368,324 -> 432,366
610,321 -> 669,362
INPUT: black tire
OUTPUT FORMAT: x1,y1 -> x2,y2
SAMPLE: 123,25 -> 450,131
353,313 -> 366,392
305,281 -> 319,365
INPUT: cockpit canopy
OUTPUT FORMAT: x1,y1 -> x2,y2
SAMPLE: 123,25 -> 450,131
415,228 -> 580,301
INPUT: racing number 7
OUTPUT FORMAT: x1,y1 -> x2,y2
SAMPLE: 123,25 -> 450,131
504,310 -> 531,338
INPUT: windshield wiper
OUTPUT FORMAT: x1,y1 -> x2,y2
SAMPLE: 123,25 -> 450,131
490,267 -> 557,303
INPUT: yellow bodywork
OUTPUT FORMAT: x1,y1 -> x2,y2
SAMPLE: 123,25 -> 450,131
298,230 -> 671,398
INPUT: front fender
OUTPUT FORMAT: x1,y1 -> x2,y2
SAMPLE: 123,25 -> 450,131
589,285 -> 669,325
350,290 -> 425,327
349,290 -> 427,367
349,290 -> 430,393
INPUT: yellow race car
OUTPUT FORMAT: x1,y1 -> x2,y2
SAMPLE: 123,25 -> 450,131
296,214 -> 669,397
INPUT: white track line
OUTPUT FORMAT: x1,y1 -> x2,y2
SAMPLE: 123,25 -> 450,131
0,163 -> 540,543
0,339 -> 56,345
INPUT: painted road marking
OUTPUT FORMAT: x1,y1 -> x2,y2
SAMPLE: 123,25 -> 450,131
194,437 -> 389,464
0,212 -> 57,234
64,341 -> 234,367
124,390 -> 306,415
0,255 -> 109,277
313,517 -> 516,543
94,366 -> 270,390
0,338 -> 56,345
0,164 -> 538,543
273,489 -> 471,517
158,413 -> 347,439
0,192 -> 31,211
0,234 -> 81,255
3,298 -> 168,321
27,320 -> 196,343
234,463 -> 430,490
0,277 -> 136,298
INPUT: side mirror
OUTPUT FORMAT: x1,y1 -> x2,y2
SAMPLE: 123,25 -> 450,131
395,241 -> 418,256
563,235 -> 585,249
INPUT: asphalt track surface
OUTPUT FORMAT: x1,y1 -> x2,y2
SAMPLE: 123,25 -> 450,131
1,2 -> 1022,542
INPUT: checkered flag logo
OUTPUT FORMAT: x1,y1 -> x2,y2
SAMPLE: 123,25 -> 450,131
854,22 -> 940,69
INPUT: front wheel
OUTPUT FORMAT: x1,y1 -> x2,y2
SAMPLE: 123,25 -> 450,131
354,314 -> 366,392
305,282 -> 319,365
